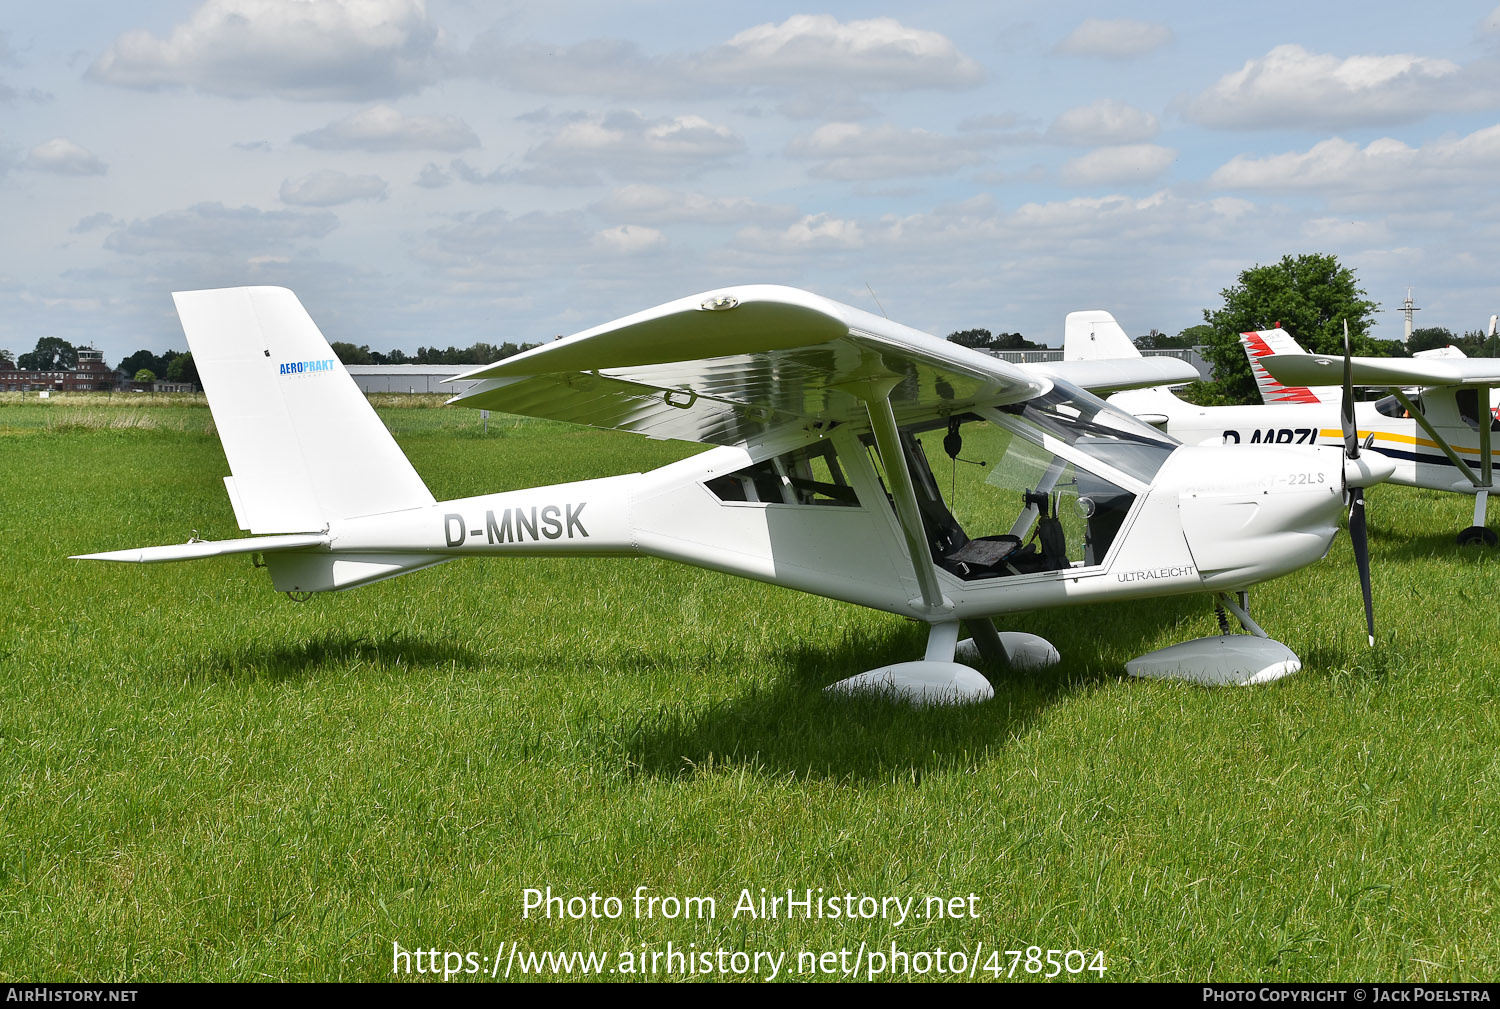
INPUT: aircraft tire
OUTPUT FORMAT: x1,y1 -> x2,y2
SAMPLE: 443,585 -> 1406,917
1456,525 -> 1498,547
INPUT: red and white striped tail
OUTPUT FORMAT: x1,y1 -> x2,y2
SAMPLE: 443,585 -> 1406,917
1240,329 -> 1338,405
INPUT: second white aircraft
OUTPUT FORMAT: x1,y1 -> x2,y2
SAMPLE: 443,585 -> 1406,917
1067,312 -> 1500,546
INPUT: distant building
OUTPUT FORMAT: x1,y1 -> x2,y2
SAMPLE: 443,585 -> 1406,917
344,364 -> 482,395
0,348 -> 118,392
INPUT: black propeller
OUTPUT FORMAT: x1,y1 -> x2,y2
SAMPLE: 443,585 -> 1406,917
1340,321 -> 1375,647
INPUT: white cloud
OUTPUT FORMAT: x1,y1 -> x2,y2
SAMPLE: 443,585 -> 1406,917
592,225 -> 666,254
412,208 -> 605,282
785,122 -> 991,180
590,185 -> 797,225
774,93 -> 879,122
1059,144 -> 1177,186
732,191 -> 1263,267
414,162 -> 451,188
293,105 -> 478,152
469,14 -> 980,99
23,138 -> 106,176
88,0 -> 444,101
0,30 -> 52,104
280,168 -> 387,206
468,37 -> 684,100
72,212 -> 120,234
737,213 -> 866,252
448,156 -> 601,189
520,111 -> 745,183
1055,19 -> 1173,59
103,202 -> 337,254
1046,100 -> 1159,146
1209,126 -> 1500,201
1182,44 -> 1491,129
703,15 -> 982,91
1300,217 -> 1390,246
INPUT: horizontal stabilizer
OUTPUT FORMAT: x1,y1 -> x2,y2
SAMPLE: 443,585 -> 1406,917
1032,357 -> 1199,395
72,533 -> 329,564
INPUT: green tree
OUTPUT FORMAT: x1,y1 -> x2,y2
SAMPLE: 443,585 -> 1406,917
120,349 -> 179,379
166,352 -> 199,388
330,341 -> 373,365
0,349 -> 14,369
991,332 -> 1042,350
17,336 -> 78,372
1460,329 -> 1499,357
1137,325 -> 1211,350
1408,326 -> 1457,355
946,328 -> 993,349
133,368 -> 156,384
1201,253 -> 1381,403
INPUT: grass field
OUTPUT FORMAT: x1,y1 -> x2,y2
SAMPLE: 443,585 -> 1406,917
1,393 -> 1497,982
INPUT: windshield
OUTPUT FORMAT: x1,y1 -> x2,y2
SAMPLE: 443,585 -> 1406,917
988,378 -> 1178,485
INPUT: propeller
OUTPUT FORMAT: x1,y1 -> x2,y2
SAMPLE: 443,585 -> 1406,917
1340,320 -> 1375,647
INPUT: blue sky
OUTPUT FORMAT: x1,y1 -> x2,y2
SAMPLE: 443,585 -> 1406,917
4,1 -> 1500,365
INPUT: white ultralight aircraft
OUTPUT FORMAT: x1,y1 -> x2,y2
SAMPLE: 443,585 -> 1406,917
75,286 -> 1393,701
1068,312 -> 1500,547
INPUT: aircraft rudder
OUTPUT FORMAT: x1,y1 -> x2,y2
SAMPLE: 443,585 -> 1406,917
172,286 -> 434,535
1063,310 -> 1141,361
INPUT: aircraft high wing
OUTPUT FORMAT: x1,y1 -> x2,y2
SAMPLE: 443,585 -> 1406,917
448,285 -> 1196,445
76,287 -> 1390,701
1261,328 -> 1500,547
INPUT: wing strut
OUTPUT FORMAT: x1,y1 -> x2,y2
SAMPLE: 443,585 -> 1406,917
853,378 -> 949,613
1478,386 -> 1493,531
1391,389 -> 1487,488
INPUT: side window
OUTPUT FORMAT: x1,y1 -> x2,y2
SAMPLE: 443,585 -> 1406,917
705,441 -> 859,506
1454,389 -> 1500,432
1374,395 -> 1407,419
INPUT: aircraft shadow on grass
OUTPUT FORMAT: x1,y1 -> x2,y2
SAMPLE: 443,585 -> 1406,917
196,631 -> 487,683
1366,519 -> 1497,564
607,596 -> 1216,782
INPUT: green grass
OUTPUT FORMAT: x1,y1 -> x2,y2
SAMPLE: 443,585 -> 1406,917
1,395 -> 1497,982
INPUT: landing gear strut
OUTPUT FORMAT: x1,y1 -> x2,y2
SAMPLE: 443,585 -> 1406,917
1457,490 -> 1497,547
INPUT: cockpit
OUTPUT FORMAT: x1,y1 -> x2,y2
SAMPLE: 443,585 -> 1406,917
880,382 -> 1177,580
701,378 -> 1179,581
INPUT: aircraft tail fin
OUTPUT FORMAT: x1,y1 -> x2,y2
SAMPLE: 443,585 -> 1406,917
172,287 -> 435,534
1240,328 -> 1338,405
1063,310 -> 1140,361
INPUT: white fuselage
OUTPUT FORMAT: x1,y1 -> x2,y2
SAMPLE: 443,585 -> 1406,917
1109,386 -> 1495,496
311,420 -> 1350,622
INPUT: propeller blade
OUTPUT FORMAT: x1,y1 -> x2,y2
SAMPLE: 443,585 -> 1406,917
1342,319 -> 1359,460
1348,487 -> 1375,647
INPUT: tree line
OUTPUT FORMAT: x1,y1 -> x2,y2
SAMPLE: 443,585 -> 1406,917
947,252 -> 1491,405
8,254 -> 1487,407
326,341 -> 539,366
0,336 -> 539,388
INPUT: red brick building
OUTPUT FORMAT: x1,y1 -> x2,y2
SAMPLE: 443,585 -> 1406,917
0,348 -> 118,392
